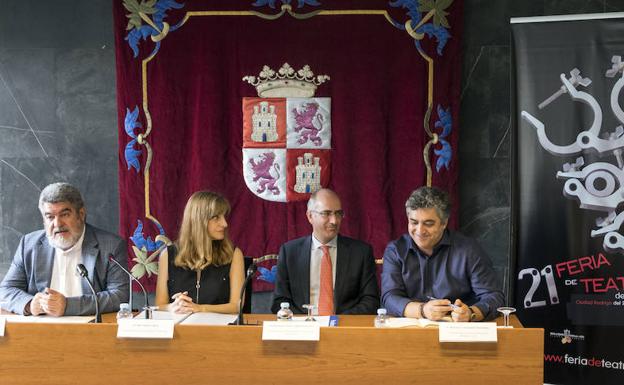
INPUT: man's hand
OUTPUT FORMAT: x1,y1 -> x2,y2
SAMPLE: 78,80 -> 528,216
422,298 -> 453,320
403,301 -> 424,318
40,288 -> 67,317
451,299 -> 471,322
29,292 -> 47,315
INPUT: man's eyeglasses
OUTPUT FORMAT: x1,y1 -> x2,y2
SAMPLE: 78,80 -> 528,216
311,210 -> 345,219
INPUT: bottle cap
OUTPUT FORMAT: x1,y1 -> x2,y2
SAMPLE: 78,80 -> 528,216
120,303 -> 130,311
377,308 -> 387,315
280,302 -> 290,308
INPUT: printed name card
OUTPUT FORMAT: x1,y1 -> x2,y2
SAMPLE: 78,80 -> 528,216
116,319 -> 174,339
262,321 -> 320,341
0,317 -> 5,337
438,322 -> 498,343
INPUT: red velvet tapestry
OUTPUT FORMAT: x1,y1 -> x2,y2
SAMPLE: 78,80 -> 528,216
113,0 -> 462,292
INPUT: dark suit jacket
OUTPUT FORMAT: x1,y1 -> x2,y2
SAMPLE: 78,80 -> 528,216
0,223 -> 129,316
271,235 -> 379,314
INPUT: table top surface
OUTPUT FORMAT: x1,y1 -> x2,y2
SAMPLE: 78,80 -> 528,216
1,308 -> 525,328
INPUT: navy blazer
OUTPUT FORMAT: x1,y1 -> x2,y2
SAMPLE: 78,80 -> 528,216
0,223 -> 129,316
271,235 -> 379,315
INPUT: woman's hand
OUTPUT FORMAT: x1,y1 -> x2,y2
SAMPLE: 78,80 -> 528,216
170,291 -> 199,313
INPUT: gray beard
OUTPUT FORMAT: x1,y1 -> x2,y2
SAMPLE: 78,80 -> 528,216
47,226 -> 83,251
45,219 -> 85,250
47,233 -> 78,250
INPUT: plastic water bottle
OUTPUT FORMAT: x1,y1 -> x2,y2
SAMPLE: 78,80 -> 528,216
374,308 -> 387,328
276,302 -> 293,321
116,303 -> 133,320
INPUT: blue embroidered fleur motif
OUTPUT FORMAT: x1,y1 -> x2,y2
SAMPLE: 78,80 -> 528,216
388,0 -> 420,26
130,219 -> 166,252
257,265 -> 277,284
129,219 -> 167,278
123,0 -> 184,58
433,104 -> 452,171
252,0 -> 320,9
124,106 -> 142,173
125,23 -> 153,59
389,0 -> 452,55
418,23 -> 449,55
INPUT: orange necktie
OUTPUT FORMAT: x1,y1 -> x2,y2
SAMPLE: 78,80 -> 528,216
318,245 -> 334,315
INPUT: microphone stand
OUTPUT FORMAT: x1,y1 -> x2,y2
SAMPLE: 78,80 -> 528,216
108,254 -> 152,319
235,263 -> 257,326
76,264 -> 101,323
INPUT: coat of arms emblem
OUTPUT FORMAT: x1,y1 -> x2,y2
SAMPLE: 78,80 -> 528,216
242,63 -> 331,202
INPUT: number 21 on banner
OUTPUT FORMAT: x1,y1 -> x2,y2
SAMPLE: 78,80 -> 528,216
518,265 -> 560,308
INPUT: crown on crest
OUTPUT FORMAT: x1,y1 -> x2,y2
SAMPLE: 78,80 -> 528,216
243,63 -> 330,98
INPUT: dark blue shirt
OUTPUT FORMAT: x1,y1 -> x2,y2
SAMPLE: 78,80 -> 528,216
381,230 -> 504,320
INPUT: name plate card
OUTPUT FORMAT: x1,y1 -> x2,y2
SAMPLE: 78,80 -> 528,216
262,321 -> 320,341
438,322 -> 498,343
117,319 -> 174,339
0,317 -> 5,337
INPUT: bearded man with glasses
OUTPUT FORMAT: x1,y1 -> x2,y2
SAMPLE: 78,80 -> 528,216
271,189 -> 379,315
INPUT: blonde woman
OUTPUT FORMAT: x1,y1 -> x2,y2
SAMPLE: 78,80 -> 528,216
156,191 -> 245,314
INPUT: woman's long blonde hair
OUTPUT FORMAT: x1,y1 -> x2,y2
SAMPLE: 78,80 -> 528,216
175,191 -> 234,270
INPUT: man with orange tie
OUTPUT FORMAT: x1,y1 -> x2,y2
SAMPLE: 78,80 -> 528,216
271,189 -> 379,315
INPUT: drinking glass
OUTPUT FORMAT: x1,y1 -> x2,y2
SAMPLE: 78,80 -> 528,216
143,305 -> 159,319
497,306 -> 516,327
302,304 -> 316,321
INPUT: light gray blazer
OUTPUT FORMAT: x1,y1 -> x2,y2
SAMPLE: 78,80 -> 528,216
0,223 -> 129,316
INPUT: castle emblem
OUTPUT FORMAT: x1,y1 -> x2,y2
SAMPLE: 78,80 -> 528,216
242,63 -> 331,202
294,153 -> 321,193
251,101 -> 278,142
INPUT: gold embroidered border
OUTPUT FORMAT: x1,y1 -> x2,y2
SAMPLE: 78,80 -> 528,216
138,7 -> 440,225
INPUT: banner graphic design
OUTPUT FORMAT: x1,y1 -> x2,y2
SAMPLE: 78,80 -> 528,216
512,14 -> 624,385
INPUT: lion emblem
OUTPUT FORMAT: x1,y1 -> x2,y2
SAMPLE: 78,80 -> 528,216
248,152 -> 281,195
292,102 -> 324,146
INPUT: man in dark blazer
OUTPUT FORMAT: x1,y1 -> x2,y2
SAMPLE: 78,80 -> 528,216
0,183 -> 129,316
271,189 -> 379,315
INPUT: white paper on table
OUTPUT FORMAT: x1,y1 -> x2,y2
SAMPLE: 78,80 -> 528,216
262,320 -> 320,341
438,322 -> 498,343
384,317 -> 447,328
291,315 -> 332,326
179,312 -> 238,325
117,318 -> 174,339
3,315 -> 95,324
0,317 -> 5,337
134,309 -> 191,324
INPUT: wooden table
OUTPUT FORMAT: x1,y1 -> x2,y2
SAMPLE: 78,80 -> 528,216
244,313 -> 527,327
0,314 -> 542,384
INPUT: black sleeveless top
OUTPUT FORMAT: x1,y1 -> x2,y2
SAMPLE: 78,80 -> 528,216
166,245 -> 231,305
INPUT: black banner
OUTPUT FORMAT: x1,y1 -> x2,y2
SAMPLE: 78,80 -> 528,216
512,14 -> 624,385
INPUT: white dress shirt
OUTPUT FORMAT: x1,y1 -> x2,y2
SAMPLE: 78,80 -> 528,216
49,226 -> 85,297
309,235 -> 337,313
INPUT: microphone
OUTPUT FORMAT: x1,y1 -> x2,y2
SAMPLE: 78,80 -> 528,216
235,262 -> 257,326
108,254 -> 151,319
76,264 -> 101,323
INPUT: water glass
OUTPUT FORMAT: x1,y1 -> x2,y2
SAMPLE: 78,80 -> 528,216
497,306 -> 516,327
302,304 -> 316,321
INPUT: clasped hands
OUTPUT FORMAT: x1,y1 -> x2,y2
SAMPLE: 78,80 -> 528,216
30,288 -> 66,316
169,291 -> 200,314
423,298 -> 471,322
